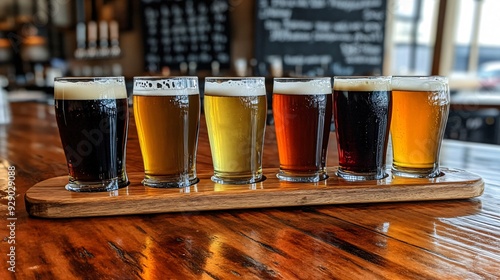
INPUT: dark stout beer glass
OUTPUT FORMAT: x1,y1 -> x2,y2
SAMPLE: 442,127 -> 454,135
133,77 -> 200,187
273,77 -> 332,182
333,76 -> 392,181
54,77 -> 129,192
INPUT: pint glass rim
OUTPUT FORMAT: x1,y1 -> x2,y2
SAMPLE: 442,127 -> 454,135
333,76 -> 391,91
53,76 -> 127,100
54,76 -> 125,83
333,76 -> 391,80
133,76 -> 199,94
273,77 -> 331,82
391,76 -> 449,92
204,77 -> 266,96
392,75 -> 447,79
133,76 -> 198,81
273,77 -> 332,95
205,76 -> 265,82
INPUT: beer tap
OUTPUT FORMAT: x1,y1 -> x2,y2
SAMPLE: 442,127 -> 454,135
98,21 -> 110,58
74,22 -> 86,59
294,64 -> 303,77
110,20 -> 121,57
270,57 -> 283,77
86,21 -> 98,58
188,62 -> 197,76
249,58 -> 258,76
179,62 -> 188,75
74,0 -> 86,59
234,58 -> 247,77
211,61 -> 220,76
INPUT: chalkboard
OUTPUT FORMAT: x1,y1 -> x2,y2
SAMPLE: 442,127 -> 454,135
140,0 -> 231,72
254,0 -> 387,76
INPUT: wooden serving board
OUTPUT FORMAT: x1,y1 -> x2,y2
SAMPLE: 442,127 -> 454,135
25,167 -> 484,218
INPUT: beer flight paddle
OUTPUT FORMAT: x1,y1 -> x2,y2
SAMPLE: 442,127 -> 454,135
24,75 -> 484,218
25,167 -> 483,218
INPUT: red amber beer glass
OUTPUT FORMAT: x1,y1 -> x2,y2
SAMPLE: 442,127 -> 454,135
273,77 -> 332,182
133,77 -> 200,187
333,76 -> 392,181
390,76 -> 450,178
204,77 -> 267,184
54,77 -> 129,192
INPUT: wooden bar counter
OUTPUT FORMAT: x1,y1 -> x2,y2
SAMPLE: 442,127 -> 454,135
1,102 -> 499,279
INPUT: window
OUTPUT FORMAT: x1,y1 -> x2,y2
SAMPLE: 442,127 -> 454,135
390,0 -> 438,75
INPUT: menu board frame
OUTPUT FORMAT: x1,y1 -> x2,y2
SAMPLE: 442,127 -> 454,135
253,0 -> 388,76
140,0 -> 231,72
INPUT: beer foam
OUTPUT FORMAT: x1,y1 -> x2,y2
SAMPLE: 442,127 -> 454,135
204,78 -> 266,96
392,77 -> 448,92
333,77 -> 391,91
54,78 -> 127,100
273,79 -> 331,95
133,77 -> 199,96
134,88 -> 199,96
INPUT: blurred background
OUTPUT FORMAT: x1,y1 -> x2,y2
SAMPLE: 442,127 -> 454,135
0,0 -> 499,144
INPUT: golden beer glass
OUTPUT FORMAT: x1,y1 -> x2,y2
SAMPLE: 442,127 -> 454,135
133,77 -> 200,187
204,77 -> 267,184
390,76 -> 450,178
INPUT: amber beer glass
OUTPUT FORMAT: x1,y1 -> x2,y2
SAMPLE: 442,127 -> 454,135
390,76 -> 450,177
204,77 -> 267,184
133,77 -> 200,187
54,77 -> 129,192
273,78 -> 332,182
333,76 -> 392,181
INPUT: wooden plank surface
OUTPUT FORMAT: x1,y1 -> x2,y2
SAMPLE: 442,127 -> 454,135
25,167 -> 484,218
4,103 -> 500,279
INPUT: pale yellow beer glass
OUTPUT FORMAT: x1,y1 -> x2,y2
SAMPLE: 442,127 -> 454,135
133,77 -> 200,187
390,76 -> 450,178
204,77 -> 267,184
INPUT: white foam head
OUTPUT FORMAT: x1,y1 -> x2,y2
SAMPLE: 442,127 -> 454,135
333,77 -> 391,91
54,77 -> 127,100
273,78 -> 331,95
392,76 -> 448,92
204,77 -> 266,96
133,77 -> 199,96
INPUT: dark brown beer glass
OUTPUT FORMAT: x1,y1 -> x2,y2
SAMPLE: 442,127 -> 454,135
333,76 -> 392,181
54,77 -> 129,192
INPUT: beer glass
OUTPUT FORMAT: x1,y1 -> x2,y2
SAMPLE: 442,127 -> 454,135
333,76 -> 392,181
54,77 -> 129,192
133,77 -> 200,187
390,76 -> 450,178
204,77 -> 267,184
273,77 -> 332,182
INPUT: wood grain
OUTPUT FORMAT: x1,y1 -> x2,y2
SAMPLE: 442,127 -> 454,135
25,167 -> 484,218
2,102 -> 499,280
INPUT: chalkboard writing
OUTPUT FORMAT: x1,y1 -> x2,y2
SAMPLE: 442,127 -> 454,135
254,0 -> 387,76
140,0 -> 230,72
